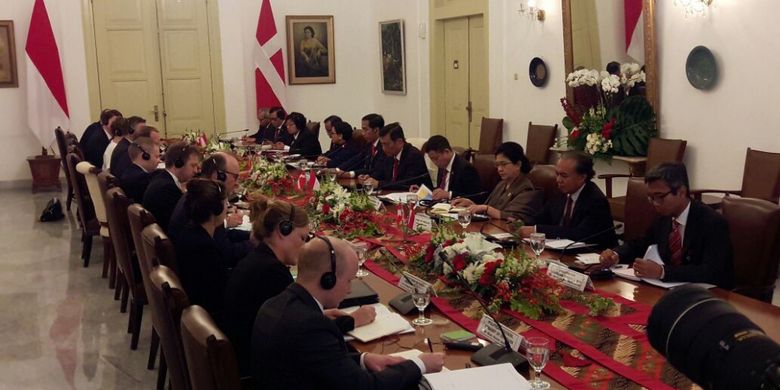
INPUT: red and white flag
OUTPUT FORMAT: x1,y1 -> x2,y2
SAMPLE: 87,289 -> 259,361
254,0 -> 286,110
26,0 -> 69,146
624,0 -> 645,63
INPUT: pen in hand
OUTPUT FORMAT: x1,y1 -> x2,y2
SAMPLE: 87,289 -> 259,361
426,337 -> 434,353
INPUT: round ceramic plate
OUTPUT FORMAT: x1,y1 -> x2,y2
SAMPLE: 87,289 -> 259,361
529,57 -> 548,87
686,46 -> 717,90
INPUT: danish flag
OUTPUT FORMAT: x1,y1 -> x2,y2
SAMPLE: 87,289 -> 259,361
254,0 -> 286,110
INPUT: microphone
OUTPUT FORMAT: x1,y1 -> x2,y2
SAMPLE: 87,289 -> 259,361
376,172 -> 430,190
218,129 -> 249,142
557,223 -> 623,259
388,273 -> 418,315
441,258 -> 529,375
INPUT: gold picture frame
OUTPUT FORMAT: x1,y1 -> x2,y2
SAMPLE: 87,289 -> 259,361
286,15 -> 335,85
0,20 -> 18,88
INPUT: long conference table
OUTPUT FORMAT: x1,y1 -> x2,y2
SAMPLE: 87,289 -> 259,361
334,200 -> 780,389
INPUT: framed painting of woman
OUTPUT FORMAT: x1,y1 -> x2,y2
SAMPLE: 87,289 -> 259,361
286,15 -> 335,85
0,21 -> 18,88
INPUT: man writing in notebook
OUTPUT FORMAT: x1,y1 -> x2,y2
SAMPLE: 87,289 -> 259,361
252,235 -> 444,389
599,163 -> 734,288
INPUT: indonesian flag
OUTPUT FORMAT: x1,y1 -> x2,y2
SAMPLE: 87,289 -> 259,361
254,0 -> 286,109
625,0 -> 645,63
26,0 -> 69,146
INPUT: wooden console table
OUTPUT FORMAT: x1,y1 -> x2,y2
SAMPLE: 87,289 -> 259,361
27,155 -> 62,193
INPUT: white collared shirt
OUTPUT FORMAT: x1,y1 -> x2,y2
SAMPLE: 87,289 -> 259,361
166,169 -> 183,192
394,148 -> 403,162
674,200 -> 691,243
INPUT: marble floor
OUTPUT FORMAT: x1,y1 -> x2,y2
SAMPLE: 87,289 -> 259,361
1,187 -> 778,389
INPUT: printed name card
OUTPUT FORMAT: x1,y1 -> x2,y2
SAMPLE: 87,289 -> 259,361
397,271 -> 433,294
476,314 -> 523,351
369,196 -> 383,211
412,213 -> 433,232
546,262 -> 593,291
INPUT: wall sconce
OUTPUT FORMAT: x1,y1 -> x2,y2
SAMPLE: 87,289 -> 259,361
675,0 -> 712,17
519,0 -> 545,22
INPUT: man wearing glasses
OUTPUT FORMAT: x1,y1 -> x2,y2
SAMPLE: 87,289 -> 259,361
600,162 -> 734,288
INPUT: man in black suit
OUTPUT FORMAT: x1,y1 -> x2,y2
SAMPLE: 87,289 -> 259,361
142,142 -> 200,232
338,113 -> 387,177
420,135 -> 484,203
267,106 -> 292,146
79,108 -> 122,168
252,236 -> 444,389
318,121 -> 359,168
360,122 -> 430,190
600,163 -> 734,288
284,111 -> 322,157
521,151 -> 618,249
119,137 -> 160,203
111,122 -> 159,179
247,107 -> 275,143
168,152 -> 252,266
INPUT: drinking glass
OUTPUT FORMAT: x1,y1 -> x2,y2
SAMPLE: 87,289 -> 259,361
411,286 -> 433,326
404,194 -> 418,226
353,242 -> 369,278
529,232 -> 546,266
363,181 -> 374,195
525,337 -> 551,390
297,160 -> 308,171
457,210 -> 472,230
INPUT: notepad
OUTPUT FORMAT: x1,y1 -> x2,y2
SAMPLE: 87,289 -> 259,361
575,253 -> 602,265
543,239 -> 593,250
389,350 -> 450,372
422,363 -> 530,389
343,303 -> 414,342
612,265 -> 716,290
379,192 -> 417,204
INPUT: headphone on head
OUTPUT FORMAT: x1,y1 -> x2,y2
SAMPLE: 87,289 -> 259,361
211,181 -> 225,216
317,236 -> 337,290
278,204 -> 295,236
174,145 -> 187,168
211,157 -> 227,182
131,142 -> 151,161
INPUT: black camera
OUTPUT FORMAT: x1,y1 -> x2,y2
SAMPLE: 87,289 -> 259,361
647,285 -> 780,389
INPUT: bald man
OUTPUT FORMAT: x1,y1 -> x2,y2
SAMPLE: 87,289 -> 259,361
252,236 -> 444,389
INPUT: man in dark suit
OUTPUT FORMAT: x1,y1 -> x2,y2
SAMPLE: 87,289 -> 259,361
420,135 -> 484,203
111,122 -> 159,179
267,106 -> 292,146
119,137 -> 159,203
142,142 -> 200,232
248,107 -> 275,143
521,151 -> 618,249
252,236 -> 444,389
360,122 -> 430,190
285,111 -> 322,157
79,108 -> 122,168
338,113 -> 386,177
600,163 -> 734,288
318,121 -> 359,168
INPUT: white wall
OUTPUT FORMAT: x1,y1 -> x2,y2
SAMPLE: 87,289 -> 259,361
595,0 -> 634,69
0,0 -> 91,183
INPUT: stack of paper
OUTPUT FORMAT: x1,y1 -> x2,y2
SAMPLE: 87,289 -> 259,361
544,239 -> 592,250
575,253 -> 602,265
611,245 -> 716,289
342,303 -> 414,342
422,363 -> 531,389
379,192 -> 417,204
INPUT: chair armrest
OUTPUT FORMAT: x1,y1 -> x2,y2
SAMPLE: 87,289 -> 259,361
597,173 -> 633,198
689,189 -> 741,201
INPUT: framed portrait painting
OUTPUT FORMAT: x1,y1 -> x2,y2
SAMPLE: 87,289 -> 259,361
286,15 -> 335,85
379,19 -> 405,95
0,21 -> 18,88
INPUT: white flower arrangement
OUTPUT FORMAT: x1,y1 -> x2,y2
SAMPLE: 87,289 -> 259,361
566,63 -> 645,96
585,132 -> 613,155
566,69 -> 600,88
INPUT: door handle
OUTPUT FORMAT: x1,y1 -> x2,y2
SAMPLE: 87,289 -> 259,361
466,101 -> 473,123
153,105 -> 160,122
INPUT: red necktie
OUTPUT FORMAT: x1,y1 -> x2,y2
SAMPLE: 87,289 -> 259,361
438,169 -> 448,190
668,219 -> 683,266
562,195 -> 574,227
392,158 -> 399,182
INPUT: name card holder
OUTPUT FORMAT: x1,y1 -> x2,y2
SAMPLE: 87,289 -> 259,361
547,262 -> 593,291
476,314 -> 523,351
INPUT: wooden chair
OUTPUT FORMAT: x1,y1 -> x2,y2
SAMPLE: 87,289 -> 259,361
142,223 -> 179,273
55,127 -> 76,210
722,197 -> 780,303
148,265 -> 192,390
77,161 -> 117,288
527,164 -> 560,204
692,148 -> 780,206
306,121 -> 321,139
525,122 -> 558,165
180,305 -> 244,390
598,138 -> 687,221
623,178 -> 658,242
106,188 -> 148,350
66,153 -> 99,267
128,205 -> 162,371
464,117 -> 504,161
473,154 -> 500,195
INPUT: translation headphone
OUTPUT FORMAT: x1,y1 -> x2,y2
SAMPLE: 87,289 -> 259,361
211,157 -> 227,182
131,142 -> 151,161
278,204 -> 295,236
174,146 -> 187,168
211,181 -> 225,216
317,236 -> 337,290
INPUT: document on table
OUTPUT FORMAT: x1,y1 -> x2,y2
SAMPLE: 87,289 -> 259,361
421,363 -> 530,390
611,245 -> 716,289
342,303 -> 414,342
575,253 -> 602,265
379,192 -> 417,204
532,238 -> 592,250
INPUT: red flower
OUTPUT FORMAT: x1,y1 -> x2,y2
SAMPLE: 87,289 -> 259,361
424,245 -> 435,263
570,129 -> 580,140
479,260 -> 502,286
452,254 -> 467,271
601,117 -> 616,139
322,202 -> 331,214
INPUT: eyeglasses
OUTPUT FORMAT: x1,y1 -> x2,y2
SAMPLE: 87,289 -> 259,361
647,191 -> 672,204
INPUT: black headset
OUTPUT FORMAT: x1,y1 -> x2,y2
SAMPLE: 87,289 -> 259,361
317,236 -> 337,290
211,157 -> 227,182
131,142 -> 151,161
278,204 -> 295,236
174,145 -> 187,168
210,181 -> 225,216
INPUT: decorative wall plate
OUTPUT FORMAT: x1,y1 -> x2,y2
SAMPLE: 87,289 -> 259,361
686,46 -> 717,90
529,57 -> 548,87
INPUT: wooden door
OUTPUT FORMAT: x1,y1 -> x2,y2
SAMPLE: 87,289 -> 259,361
467,15 -> 488,149
443,17 -> 470,148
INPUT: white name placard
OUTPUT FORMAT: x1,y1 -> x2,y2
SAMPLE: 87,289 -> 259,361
369,196 -> 383,211
397,271 -> 433,294
476,314 -> 523,351
412,213 -> 433,232
546,262 -> 593,291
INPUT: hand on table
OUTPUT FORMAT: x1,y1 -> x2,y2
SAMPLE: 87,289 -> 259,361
225,212 -> 243,228
361,177 -> 379,188
450,197 -> 475,207
316,156 -> 330,165
599,249 -> 620,268
431,189 -> 450,200
349,305 -> 377,327
272,142 -> 286,150
466,204 -> 487,215
363,353 -> 407,372
632,258 -> 663,279
418,353 -> 445,373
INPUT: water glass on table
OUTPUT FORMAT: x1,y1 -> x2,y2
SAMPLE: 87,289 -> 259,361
352,241 -> 369,278
529,232 -> 546,267
411,286 -> 433,326
525,337 -> 551,390
457,209 -> 472,230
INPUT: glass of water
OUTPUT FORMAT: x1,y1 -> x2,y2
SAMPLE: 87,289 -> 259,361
404,194 -> 418,225
457,209 -> 472,230
353,242 -> 369,278
529,232 -> 546,266
363,181 -> 374,195
411,286 -> 433,326
525,337 -> 551,390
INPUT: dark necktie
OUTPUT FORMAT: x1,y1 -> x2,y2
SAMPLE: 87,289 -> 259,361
562,195 -> 574,227
668,219 -> 683,266
392,158 -> 400,182
438,169 -> 448,190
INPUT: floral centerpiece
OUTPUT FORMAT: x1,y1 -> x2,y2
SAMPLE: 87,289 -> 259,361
181,130 -> 209,147
561,63 -> 657,160
310,180 -> 384,239
243,157 -> 295,197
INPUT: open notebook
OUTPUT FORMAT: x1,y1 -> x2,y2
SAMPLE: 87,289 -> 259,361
342,303 -> 414,343
421,363 -> 530,390
612,245 -> 716,289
